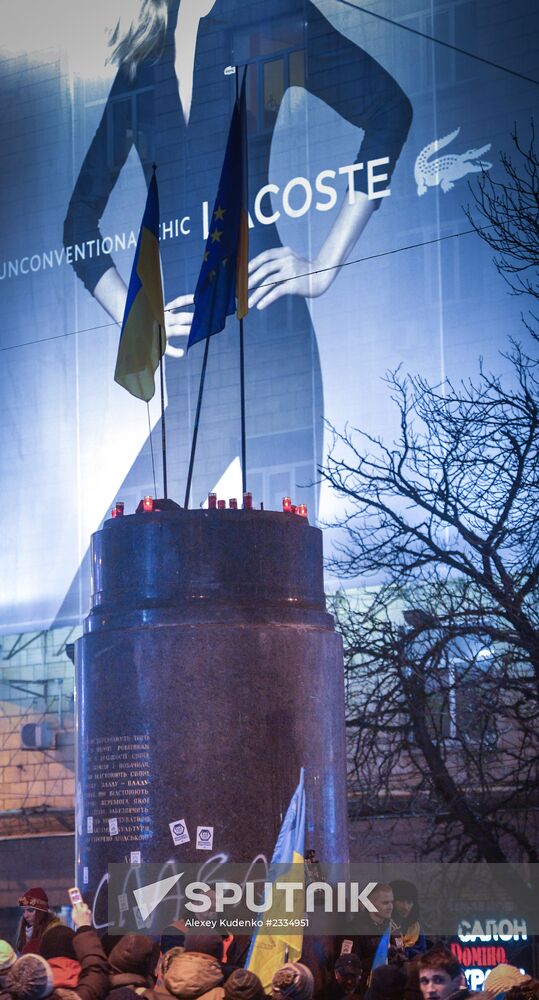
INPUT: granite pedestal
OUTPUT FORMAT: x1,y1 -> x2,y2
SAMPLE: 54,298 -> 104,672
74,508 -> 348,907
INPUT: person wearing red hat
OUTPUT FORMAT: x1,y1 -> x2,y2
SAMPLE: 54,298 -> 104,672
15,889 -> 61,956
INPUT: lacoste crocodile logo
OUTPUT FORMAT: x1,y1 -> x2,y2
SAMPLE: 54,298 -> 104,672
414,127 -> 492,195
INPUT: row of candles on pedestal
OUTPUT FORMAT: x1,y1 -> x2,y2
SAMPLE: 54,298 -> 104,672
111,495 -> 308,518
207,493 -> 307,516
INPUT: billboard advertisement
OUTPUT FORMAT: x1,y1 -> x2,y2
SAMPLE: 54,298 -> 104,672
1,0 -> 537,632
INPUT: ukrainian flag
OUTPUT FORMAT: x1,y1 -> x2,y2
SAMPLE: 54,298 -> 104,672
114,168 -> 166,401
246,769 -> 306,991
187,71 -> 248,349
371,927 -> 391,970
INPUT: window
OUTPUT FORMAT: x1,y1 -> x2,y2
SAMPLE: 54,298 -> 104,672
424,650 -> 498,747
233,15 -> 305,135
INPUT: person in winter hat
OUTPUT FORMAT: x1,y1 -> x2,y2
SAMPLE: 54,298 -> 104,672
40,927 -> 80,990
108,935 -> 160,993
223,969 -> 266,1000
1,941 -> 18,1000
0,942 -> 17,974
159,935 -> 225,1000
326,954 -> 362,999
9,902 -> 109,1000
271,963 -> 314,1000
16,890 -> 61,956
6,954 -> 55,1000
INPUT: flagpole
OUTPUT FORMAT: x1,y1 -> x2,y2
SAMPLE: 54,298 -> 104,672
159,328 -> 168,499
236,67 -> 247,497
183,336 -> 211,509
239,316 -> 247,495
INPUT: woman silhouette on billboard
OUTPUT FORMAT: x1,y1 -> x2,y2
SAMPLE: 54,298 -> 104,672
64,0 -> 412,505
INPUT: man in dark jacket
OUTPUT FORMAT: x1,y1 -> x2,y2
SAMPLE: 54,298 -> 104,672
326,955 -> 362,999
337,883 -> 395,992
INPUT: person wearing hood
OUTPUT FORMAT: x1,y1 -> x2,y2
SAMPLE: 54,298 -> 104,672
108,936 -> 161,997
223,970 -> 266,1000
157,935 -> 225,1000
40,928 -> 81,991
7,903 -> 109,1000
389,882 -> 427,959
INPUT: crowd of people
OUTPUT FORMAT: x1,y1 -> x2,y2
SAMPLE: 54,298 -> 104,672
0,885 -> 536,1000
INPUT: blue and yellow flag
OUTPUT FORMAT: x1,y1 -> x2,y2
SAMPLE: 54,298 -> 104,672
246,769 -> 306,991
114,169 -> 166,401
371,927 -> 391,970
187,73 -> 248,350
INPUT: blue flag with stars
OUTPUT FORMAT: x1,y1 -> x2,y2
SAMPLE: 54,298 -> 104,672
187,73 -> 248,349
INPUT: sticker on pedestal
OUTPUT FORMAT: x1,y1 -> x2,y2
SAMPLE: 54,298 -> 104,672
87,816 -> 93,834
169,819 -> 190,846
130,851 -> 141,864
118,892 -> 129,913
83,867 -> 89,885
109,818 -> 119,836
196,826 -> 214,851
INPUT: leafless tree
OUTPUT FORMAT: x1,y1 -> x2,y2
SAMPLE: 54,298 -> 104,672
322,344 -> 539,897
465,123 -> 539,315
321,128 -> 539,909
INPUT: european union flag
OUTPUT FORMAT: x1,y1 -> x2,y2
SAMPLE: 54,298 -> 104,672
115,168 -> 166,400
187,74 -> 248,350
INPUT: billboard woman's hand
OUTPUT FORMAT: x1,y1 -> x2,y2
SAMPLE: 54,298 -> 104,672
248,192 -> 376,311
164,293 -> 194,357
248,247 -> 331,310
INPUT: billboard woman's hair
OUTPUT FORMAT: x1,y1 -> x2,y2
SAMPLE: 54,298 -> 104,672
108,0 -> 168,80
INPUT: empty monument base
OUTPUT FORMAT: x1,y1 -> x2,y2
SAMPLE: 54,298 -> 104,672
75,509 -> 348,896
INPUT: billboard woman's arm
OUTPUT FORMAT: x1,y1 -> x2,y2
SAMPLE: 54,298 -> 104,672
249,1 -> 412,310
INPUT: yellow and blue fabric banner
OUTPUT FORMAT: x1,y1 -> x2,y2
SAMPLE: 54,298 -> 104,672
246,768 -> 306,990
371,927 -> 391,970
187,72 -> 248,349
114,168 -> 166,401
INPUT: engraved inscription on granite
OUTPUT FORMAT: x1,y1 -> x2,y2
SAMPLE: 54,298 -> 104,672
85,734 -> 152,842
